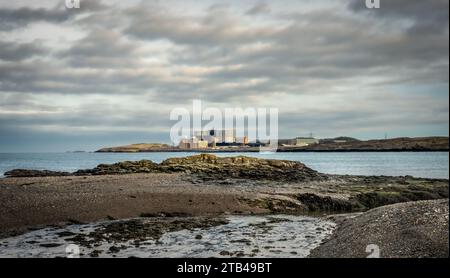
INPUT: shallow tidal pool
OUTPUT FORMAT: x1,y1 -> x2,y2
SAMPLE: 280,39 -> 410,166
0,215 -> 336,258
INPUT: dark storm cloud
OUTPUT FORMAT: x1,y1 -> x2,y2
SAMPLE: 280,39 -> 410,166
124,3 -> 278,46
58,28 -> 140,68
0,6 -> 71,30
196,10 -> 448,95
0,40 -> 47,61
0,0 -> 105,30
2,1 -> 447,100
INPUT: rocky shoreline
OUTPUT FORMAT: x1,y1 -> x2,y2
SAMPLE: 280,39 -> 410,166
0,215 -> 335,258
5,154 -> 327,182
310,199 -> 449,258
0,154 -> 448,258
95,137 -> 449,153
4,154 -> 447,215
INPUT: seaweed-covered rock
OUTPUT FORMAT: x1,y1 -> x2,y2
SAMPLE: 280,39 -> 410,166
159,154 -> 327,182
4,169 -> 71,177
4,154 -> 327,182
73,160 -> 159,175
296,193 -> 361,212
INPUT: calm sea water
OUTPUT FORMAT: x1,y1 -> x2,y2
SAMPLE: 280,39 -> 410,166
0,152 -> 448,179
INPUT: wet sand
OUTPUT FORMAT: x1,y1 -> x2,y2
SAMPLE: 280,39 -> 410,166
0,215 -> 336,258
0,160 -> 448,258
0,173 -> 267,238
1,171 -> 448,239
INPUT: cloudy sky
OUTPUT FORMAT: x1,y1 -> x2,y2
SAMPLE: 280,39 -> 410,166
0,0 -> 448,152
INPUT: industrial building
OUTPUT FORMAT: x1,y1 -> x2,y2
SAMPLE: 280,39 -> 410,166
278,139 -> 297,146
179,130 -> 318,149
178,137 -> 208,149
278,137 -> 319,147
295,137 -> 320,146
180,129 -> 249,149
194,130 -> 236,144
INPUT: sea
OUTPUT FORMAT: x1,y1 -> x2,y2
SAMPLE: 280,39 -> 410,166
0,152 -> 448,179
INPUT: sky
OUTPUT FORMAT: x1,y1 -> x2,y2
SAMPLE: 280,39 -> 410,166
0,0 -> 448,152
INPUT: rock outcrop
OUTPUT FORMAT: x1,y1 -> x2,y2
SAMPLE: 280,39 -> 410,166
96,143 -> 172,153
3,169 -> 71,177
298,136 -> 449,152
74,160 -> 159,176
5,154 -> 327,182
159,154 -> 326,181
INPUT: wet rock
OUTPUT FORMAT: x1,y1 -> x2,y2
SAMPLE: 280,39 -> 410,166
4,154 -> 327,182
67,217 -> 228,249
56,231 -> 76,237
39,243 -> 62,248
90,250 -> 102,257
352,186 -> 449,210
267,217 -> 293,224
230,238 -> 252,244
244,198 -> 306,214
109,246 -> 120,253
74,160 -> 159,176
296,193 -> 360,212
4,169 -> 71,177
160,154 -> 327,182
67,219 -> 85,225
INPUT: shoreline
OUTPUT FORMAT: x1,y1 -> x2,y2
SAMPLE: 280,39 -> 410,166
95,136 -> 449,153
2,151 -> 448,180
96,148 -> 450,153
1,171 -> 448,238
0,200 -> 447,258
0,214 -> 336,258
0,154 -> 448,258
310,199 -> 449,258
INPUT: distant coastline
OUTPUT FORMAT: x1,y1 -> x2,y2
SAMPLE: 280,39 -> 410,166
96,136 -> 449,153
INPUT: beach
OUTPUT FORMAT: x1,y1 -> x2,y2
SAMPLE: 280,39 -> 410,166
0,154 -> 448,258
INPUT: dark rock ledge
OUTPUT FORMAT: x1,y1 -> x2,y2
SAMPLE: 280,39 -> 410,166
4,154 -> 327,182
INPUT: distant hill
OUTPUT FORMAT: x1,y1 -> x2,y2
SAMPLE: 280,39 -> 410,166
96,143 -> 172,152
319,137 -> 360,144
96,137 -> 449,152
333,136 -> 360,142
300,136 -> 449,151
